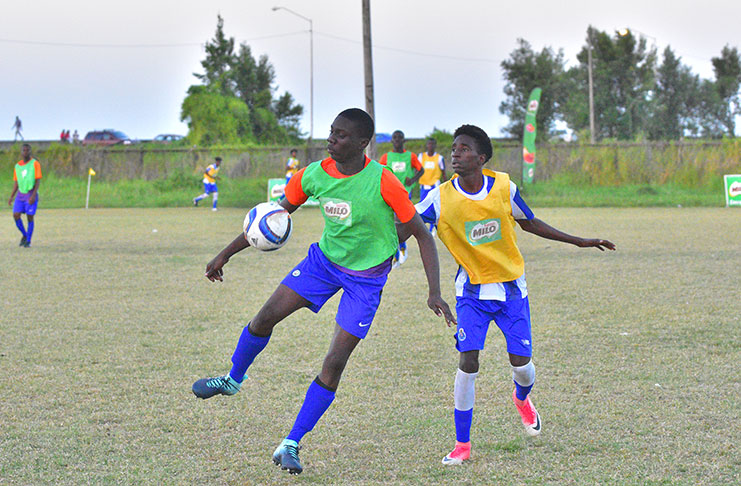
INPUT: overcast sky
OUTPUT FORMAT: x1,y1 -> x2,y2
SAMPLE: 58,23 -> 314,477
2,0 -> 740,141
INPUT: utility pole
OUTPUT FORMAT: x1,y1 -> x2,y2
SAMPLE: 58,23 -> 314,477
362,0 -> 376,159
587,26 -> 596,143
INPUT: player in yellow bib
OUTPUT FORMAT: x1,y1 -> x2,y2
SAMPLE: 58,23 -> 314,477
402,124 -> 616,465
418,137 -> 446,234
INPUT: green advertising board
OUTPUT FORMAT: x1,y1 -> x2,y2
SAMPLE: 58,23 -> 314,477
724,174 -> 741,207
267,178 -> 286,202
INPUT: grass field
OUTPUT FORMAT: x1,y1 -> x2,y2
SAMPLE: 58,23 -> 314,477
1,207 -> 739,485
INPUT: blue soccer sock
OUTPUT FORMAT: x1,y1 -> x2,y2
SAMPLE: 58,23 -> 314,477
212,194 -> 218,209
514,381 -> 533,401
454,408 -> 473,443
285,377 -> 336,444
15,219 -> 27,238
26,220 -> 34,243
229,323 -> 271,383
399,240 -> 407,251
512,361 -> 536,401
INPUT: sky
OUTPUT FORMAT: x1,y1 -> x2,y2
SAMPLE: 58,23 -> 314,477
2,0 -> 741,142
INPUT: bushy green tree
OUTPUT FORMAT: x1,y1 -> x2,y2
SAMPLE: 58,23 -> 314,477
709,45 -> 741,136
564,27 -> 656,141
499,39 -> 568,141
180,86 -> 252,145
648,47 -> 701,139
182,15 -> 304,145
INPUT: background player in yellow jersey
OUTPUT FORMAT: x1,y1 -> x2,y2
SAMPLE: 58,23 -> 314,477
285,148 -> 300,184
193,156 -> 221,211
404,124 -> 615,465
418,137 -> 447,234
379,130 -> 424,268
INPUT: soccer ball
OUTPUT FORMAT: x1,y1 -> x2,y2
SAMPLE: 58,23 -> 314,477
243,201 -> 292,251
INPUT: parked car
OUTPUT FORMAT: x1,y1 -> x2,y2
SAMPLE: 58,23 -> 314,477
152,134 -> 184,144
82,129 -> 132,146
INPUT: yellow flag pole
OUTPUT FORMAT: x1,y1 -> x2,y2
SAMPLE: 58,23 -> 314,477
86,168 -> 96,209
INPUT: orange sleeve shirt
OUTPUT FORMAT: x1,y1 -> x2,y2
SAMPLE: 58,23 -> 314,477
283,157 -> 416,223
13,159 -> 42,181
409,152 -> 423,171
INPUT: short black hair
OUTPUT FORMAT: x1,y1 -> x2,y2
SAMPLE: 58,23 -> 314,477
290,148 -> 297,154
453,125 -> 492,162
392,130 -> 404,138
337,108 -> 374,140
215,156 -> 222,161
22,143 -> 31,149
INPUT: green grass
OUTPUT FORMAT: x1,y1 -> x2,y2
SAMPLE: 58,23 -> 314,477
1,208 -> 739,485
2,169 -> 730,209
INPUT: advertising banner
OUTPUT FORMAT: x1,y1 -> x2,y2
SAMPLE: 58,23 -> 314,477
522,87 -> 542,184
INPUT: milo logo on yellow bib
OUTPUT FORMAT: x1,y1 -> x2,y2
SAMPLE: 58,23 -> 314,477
321,197 -> 352,226
465,218 -> 501,245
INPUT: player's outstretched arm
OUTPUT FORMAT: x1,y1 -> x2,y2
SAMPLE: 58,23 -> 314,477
517,218 -> 616,251
402,213 -> 456,326
205,233 -> 251,282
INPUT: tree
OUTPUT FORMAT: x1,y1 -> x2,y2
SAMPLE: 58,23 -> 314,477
648,47 -> 701,140
499,39 -> 568,141
194,15 -> 235,96
710,45 -> 741,136
180,86 -> 252,146
564,28 -> 656,141
183,15 -> 304,145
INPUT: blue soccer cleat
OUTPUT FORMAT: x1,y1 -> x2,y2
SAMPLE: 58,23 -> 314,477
272,439 -> 303,475
192,374 -> 241,399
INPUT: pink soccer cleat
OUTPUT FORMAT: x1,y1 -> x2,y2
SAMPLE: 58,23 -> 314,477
513,390 -> 542,436
441,441 -> 471,465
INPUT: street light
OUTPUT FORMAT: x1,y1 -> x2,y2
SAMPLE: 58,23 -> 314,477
272,6 -> 313,143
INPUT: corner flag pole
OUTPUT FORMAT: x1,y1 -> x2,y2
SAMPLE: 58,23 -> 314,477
86,168 -> 96,209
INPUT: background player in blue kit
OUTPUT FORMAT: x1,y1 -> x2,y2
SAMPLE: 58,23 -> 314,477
193,156 -> 221,211
8,144 -> 41,247
403,124 -> 615,465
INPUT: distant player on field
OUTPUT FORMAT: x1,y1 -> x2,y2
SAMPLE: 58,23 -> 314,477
193,156 -> 221,211
379,130 -> 424,268
400,124 -> 615,465
191,108 -> 455,475
285,148 -> 300,184
418,137 -> 446,234
8,144 -> 41,248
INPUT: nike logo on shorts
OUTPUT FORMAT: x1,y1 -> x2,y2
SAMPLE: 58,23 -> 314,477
358,322 -> 371,327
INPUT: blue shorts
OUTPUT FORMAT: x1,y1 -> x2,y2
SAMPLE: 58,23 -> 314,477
13,194 -> 39,215
419,185 -> 437,203
455,293 -> 532,357
203,182 -> 217,194
281,243 -> 389,339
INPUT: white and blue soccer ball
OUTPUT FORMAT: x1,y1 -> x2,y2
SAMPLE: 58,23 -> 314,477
243,201 -> 292,251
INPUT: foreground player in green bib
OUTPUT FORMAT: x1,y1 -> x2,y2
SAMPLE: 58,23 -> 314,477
192,108 -> 455,475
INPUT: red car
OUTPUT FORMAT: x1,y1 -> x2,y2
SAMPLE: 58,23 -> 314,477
82,129 -> 132,146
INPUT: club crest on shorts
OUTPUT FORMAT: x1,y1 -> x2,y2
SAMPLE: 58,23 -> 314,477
457,328 -> 467,341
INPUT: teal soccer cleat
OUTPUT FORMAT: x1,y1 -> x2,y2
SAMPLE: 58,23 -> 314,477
192,375 -> 241,399
272,439 -> 303,475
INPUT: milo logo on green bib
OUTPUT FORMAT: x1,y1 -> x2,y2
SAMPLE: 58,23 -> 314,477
320,197 -> 352,226
465,218 -> 501,245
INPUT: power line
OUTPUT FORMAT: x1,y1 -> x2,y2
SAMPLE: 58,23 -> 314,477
0,30 -> 306,49
315,31 -> 498,64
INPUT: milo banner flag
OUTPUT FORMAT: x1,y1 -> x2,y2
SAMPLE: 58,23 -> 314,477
267,178 -> 287,202
522,87 -> 542,184
724,174 -> 741,207
267,178 -> 319,205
